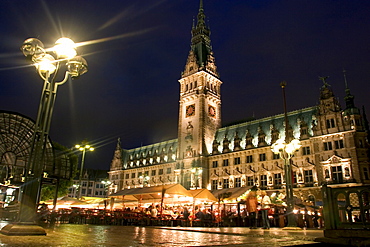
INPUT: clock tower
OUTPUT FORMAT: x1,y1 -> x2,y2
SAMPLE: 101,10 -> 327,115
177,0 -> 222,189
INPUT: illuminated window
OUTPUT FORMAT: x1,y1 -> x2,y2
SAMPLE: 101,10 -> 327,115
223,179 -> 229,189
324,142 -> 333,151
260,175 -> 267,187
212,161 -> 218,168
259,153 -> 266,161
212,180 -> 218,190
302,146 -> 311,155
331,166 -> 343,183
274,173 -> 282,185
246,155 -> 253,163
304,170 -> 314,183
334,140 -> 344,149
234,157 -> 241,165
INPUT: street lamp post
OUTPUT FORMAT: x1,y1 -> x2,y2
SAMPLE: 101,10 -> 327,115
102,179 -> 112,197
101,179 -> 112,210
75,142 -> 94,199
271,81 -> 301,229
72,184 -> 79,198
1,37 -> 87,236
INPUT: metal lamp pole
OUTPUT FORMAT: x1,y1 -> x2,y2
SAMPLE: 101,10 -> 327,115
102,180 -> 112,197
1,37 -> 87,236
75,142 -> 94,199
271,81 -> 301,229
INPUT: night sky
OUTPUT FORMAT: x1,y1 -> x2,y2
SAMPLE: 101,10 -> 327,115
1,0 -> 370,170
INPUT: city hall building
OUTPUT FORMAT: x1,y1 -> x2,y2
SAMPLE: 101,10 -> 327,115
108,1 -> 370,202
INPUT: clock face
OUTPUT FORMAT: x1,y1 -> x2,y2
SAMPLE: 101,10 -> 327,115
186,104 -> 195,117
208,105 -> 216,118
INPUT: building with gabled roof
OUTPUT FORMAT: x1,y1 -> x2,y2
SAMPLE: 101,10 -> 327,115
109,0 -> 370,203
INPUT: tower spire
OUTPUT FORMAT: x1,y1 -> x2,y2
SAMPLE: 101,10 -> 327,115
343,69 -> 356,110
182,0 -> 218,78
197,0 -> 205,29
191,0 -> 210,59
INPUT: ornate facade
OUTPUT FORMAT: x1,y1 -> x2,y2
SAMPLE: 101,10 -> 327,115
109,1 -> 370,201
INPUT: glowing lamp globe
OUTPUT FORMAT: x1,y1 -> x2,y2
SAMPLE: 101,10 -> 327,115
53,37 -> 77,59
34,54 -> 56,74
67,56 -> 88,78
21,38 -> 44,58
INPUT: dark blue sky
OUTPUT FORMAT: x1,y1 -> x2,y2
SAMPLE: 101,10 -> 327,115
1,0 -> 370,170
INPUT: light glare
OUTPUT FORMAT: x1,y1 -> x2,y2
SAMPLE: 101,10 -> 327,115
34,54 -> 56,74
54,37 -> 77,59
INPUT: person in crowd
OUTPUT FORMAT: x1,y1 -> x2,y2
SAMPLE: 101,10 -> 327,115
246,191 -> 258,229
183,206 -> 190,220
151,205 -> 158,218
180,206 -> 190,227
195,208 -> 205,220
204,208 -> 213,227
37,203 -> 49,224
241,208 -> 248,227
260,190 -> 271,229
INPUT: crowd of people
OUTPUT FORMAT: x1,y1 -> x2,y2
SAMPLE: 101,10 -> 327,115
1,190 -> 323,229
32,203 -> 223,227
119,204 -> 217,227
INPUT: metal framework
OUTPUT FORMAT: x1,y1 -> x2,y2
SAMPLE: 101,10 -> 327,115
0,111 -> 53,185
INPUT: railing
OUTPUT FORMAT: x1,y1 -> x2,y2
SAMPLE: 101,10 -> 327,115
322,184 -> 370,230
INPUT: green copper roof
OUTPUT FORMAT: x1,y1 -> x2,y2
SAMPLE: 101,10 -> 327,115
191,0 -> 212,69
212,106 -> 317,153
